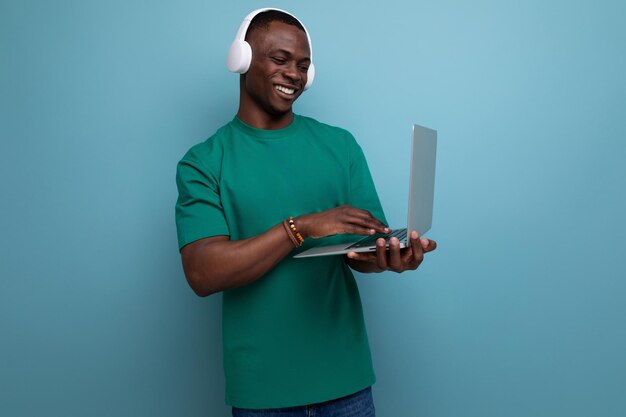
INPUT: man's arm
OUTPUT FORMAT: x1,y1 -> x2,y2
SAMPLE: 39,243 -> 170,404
181,205 -> 389,296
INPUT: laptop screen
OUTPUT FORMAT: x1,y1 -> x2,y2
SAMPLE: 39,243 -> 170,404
407,124 -> 437,236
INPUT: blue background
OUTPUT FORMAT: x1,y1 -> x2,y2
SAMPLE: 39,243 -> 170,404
2,1 -> 625,416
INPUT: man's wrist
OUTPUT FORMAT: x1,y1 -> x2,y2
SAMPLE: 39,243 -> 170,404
293,216 -> 309,239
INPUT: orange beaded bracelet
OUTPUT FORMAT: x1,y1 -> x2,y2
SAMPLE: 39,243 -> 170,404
283,219 -> 300,247
288,216 -> 305,245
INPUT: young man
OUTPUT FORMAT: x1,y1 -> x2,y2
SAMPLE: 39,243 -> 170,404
175,9 -> 437,416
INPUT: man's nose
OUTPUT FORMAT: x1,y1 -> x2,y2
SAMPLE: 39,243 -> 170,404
283,61 -> 301,83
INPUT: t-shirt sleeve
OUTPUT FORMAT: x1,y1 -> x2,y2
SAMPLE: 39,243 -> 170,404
175,151 -> 230,251
347,135 -> 388,226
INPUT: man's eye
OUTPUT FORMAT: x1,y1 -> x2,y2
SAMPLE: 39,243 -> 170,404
299,66 -> 309,72
271,57 -> 286,64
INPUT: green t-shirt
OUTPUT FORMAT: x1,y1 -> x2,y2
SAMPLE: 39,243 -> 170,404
175,115 -> 387,409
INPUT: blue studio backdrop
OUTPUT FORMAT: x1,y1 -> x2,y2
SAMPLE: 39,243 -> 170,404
1,1 -> 625,416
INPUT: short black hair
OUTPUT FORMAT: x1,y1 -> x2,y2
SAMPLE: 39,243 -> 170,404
245,10 -> 305,41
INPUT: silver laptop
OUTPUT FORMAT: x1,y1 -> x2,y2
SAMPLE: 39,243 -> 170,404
294,123 -> 437,258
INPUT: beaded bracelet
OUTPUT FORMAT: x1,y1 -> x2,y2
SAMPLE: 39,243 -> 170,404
283,220 -> 300,247
288,216 -> 305,245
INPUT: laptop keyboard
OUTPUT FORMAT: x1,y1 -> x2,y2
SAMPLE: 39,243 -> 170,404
347,228 -> 407,249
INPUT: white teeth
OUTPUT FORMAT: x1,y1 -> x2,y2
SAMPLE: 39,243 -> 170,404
275,85 -> 295,95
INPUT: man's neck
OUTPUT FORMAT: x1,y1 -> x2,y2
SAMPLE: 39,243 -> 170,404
236,108 -> 294,130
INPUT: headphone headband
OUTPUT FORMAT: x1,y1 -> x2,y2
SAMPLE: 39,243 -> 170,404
226,8 -> 315,90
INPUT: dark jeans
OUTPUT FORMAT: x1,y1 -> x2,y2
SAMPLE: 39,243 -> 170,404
232,387 -> 375,417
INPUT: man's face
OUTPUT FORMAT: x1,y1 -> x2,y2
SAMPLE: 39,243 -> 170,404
243,21 -> 311,117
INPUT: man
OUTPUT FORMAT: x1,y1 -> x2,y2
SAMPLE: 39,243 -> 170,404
175,8 -> 436,416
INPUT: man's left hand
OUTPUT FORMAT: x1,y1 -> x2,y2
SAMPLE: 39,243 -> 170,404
346,231 -> 437,273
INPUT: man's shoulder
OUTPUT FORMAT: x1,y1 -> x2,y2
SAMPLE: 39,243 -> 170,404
180,120 -> 236,162
296,115 -> 357,143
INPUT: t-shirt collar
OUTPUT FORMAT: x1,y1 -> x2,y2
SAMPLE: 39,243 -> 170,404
232,114 -> 300,139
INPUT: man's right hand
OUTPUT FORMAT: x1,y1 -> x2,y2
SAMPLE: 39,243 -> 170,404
295,205 -> 389,239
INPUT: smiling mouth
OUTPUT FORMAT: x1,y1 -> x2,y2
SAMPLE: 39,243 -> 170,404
275,85 -> 296,95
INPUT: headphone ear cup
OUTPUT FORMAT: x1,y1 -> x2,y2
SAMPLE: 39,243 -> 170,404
227,40 -> 252,73
304,63 -> 315,90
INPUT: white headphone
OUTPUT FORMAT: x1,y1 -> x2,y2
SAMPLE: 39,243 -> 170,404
226,8 -> 316,90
